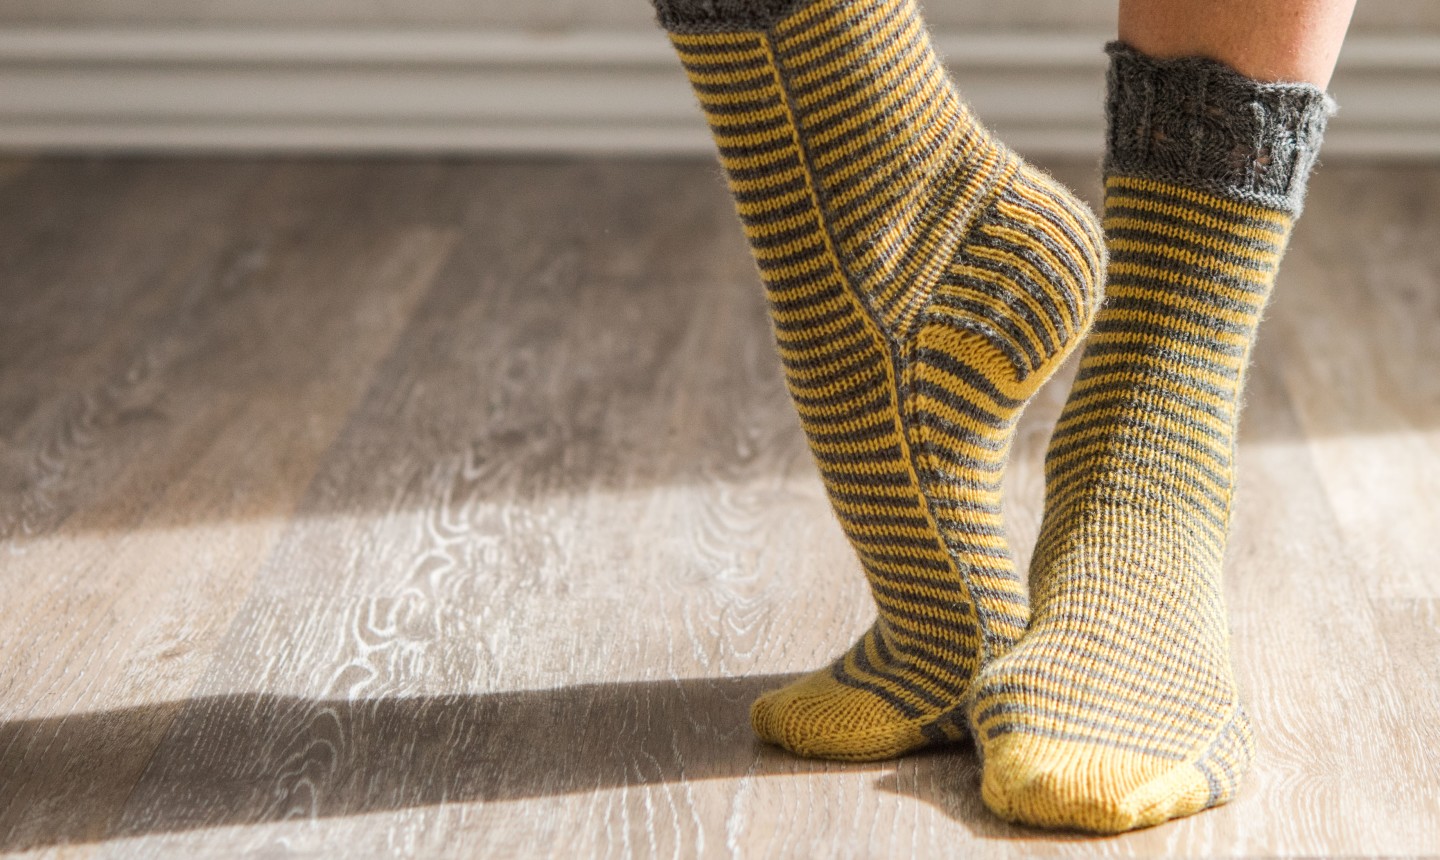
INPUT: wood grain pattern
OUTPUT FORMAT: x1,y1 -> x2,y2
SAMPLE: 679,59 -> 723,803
0,158 -> 1436,858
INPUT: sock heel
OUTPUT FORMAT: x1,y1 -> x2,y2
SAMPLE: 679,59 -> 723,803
917,165 -> 1106,399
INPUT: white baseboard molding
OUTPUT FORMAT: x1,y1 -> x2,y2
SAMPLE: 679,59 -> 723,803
1,28 -> 1437,158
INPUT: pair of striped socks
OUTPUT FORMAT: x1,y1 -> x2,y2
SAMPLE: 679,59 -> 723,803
652,0 -> 1333,833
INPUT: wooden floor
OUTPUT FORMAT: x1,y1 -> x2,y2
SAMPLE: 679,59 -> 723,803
1,156 -> 1437,858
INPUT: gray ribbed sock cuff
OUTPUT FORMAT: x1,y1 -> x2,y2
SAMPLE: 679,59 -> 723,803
650,0 -> 811,33
1104,41 -> 1336,213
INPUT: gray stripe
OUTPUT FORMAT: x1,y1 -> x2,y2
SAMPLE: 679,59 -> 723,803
716,141 -> 801,178
1013,169 -> 1105,284
868,577 -> 974,617
758,246 -> 833,286
769,295 -> 855,337
1043,450 -> 1230,522
770,311 -> 865,352
846,641 -> 956,712
1046,421 -> 1234,489
864,628 -> 967,700
927,285 -> 1042,372
1110,247 -> 1278,289
913,346 -> 1025,409
831,659 -> 927,719
856,548 -> 951,573
1040,483 -> 1229,538
692,70 -> 780,96
716,133 -> 798,166
711,113 -> 800,144
788,366 -> 886,409
966,211 -> 1077,342
1103,203 -> 1282,255
1078,339 -> 1242,382
1031,612 -> 1231,685
871,627 -> 978,692
1108,177 -> 1288,226
926,495 -> 1003,515
772,0 -> 903,65
697,93 -> 788,119
799,394 -> 896,431
827,487 -> 927,510
767,279 -> 847,315
876,615 -> 981,656
790,47 -> 940,156
1090,318 -> 1249,359
1043,428 -> 1234,504
1068,361 -> 1238,414
909,378 -> 1009,429
1049,412 -> 1233,473
914,438 -> 1007,478
974,700 -> 1215,755
1105,270 -> 1269,311
778,326 -> 872,373
973,649 -> 1232,727
1105,226 -> 1280,272
744,205 -> 823,244
804,414 -> 894,448
679,54 -> 773,76
781,6 -> 919,103
981,721 -> 1189,760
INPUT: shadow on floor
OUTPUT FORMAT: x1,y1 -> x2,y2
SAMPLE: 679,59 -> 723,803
0,673 -> 1020,850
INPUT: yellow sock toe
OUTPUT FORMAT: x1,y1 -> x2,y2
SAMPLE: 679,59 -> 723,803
980,733 -> 1225,833
750,668 -> 934,761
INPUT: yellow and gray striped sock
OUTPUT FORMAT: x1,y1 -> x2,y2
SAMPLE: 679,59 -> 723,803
968,44 -> 1334,831
651,0 -> 1104,760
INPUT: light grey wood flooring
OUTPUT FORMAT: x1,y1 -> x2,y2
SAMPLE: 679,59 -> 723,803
0,157 -> 1437,858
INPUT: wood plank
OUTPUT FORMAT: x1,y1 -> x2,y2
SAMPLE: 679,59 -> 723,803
0,160 -> 457,854
95,158 -> 888,857
1268,165 -> 1440,602
0,158 -> 1436,858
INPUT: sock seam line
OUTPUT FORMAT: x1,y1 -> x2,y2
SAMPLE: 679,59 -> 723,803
757,25 -> 982,710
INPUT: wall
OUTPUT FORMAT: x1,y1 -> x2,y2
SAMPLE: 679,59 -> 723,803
1,1 -> 1437,157
3,0 -> 1440,33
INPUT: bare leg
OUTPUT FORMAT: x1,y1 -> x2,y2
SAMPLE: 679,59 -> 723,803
1119,0 -> 1357,87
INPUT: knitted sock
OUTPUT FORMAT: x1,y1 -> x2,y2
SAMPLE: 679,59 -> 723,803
651,0 -> 1104,761
967,44 -> 1334,830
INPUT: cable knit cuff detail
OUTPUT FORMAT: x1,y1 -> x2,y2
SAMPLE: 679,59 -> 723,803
650,0 -> 811,32
1104,41 -> 1336,213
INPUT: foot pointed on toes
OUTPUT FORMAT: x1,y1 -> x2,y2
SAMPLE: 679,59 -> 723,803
749,669 -> 933,762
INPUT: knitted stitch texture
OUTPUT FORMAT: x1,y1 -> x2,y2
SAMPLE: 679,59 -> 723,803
653,0 -> 1105,760
652,0 -> 810,31
967,43 -> 1333,831
1104,43 -> 1334,212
